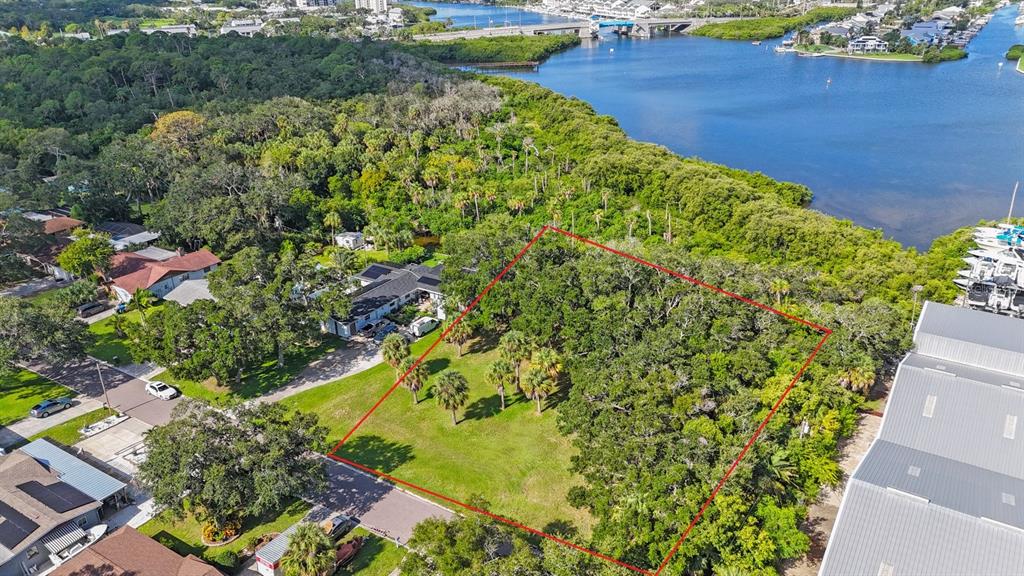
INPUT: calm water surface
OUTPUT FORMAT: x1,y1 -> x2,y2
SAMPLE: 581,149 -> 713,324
419,3 -> 1024,248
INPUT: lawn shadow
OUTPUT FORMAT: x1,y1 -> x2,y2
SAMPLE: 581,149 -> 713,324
466,329 -> 501,354
151,530 -> 205,559
542,519 -> 579,539
338,535 -> 386,574
464,394 -> 503,421
336,434 -> 415,475
542,376 -> 572,411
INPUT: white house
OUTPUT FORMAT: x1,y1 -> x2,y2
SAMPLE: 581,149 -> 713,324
847,35 -> 889,54
334,231 -> 366,250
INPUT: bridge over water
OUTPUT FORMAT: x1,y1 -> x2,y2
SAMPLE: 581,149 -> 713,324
413,17 -> 737,41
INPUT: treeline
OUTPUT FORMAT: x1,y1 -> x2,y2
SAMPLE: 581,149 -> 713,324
398,35 -> 580,64
0,0 -> 163,29
693,7 -> 856,40
0,34 -> 969,572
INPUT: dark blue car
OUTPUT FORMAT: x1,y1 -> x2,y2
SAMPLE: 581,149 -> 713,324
30,397 -> 73,418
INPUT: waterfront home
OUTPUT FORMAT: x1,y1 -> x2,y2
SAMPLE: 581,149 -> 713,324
0,439 -> 129,576
847,35 -> 889,54
901,20 -> 951,44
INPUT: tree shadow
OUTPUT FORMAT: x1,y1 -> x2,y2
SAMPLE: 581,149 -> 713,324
336,435 -> 415,475
463,394 -> 503,421
542,519 -> 578,539
542,376 -> 572,411
423,357 -> 450,376
151,530 -> 205,559
466,328 -> 501,354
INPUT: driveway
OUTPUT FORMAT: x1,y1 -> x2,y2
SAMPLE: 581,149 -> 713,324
26,359 -> 180,427
0,397 -> 104,449
256,339 -> 382,404
0,277 -> 64,298
316,457 -> 454,544
75,417 -> 152,475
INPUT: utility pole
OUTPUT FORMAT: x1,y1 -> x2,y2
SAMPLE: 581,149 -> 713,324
95,360 -> 113,412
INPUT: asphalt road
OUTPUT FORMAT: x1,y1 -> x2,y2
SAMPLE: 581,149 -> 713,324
317,458 -> 454,544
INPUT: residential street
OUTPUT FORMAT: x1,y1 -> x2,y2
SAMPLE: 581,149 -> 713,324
318,457 -> 454,543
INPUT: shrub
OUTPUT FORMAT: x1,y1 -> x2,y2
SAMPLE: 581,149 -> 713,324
1007,44 -> 1024,60
212,549 -> 238,569
202,519 -> 242,543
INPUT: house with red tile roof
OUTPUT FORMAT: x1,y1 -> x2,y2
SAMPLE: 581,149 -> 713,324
108,249 -> 221,303
41,216 -> 84,236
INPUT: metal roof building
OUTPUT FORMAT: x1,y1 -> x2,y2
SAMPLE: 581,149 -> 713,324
821,302 -> 1024,576
19,439 -> 126,503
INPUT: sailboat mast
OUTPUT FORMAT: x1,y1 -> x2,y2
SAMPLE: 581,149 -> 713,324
1009,181 -> 1019,224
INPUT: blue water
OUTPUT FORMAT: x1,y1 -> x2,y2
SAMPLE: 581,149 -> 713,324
410,1 -> 571,28
418,3 -> 1024,248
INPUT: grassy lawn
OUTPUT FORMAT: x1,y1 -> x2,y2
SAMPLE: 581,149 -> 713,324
338,527 -> 406,576
86,307 -> 153,365
151,341 -> 338,403
283,335 -> 594,538
25,288 -> 63,308
140,18 -> 177,27
139,499 -> 311,571
28,408 -> 116,446
0,370 -> 75,426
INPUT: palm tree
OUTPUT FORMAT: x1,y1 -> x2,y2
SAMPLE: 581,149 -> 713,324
130,288 -> 156,326
531,346 -> 562,381
839,366 -> 874,394
522,368 -> 557,415
434,370 -> 469,426
443,319 -> 472,357
499,330 -> 530,391
323,211 -> 341,240
400,356 -> 427,404
769,278 -> 790,307
381,333 -> 409,380
280,522 -> 334,576
331,247 -> 358,274
487,359 -> 515,410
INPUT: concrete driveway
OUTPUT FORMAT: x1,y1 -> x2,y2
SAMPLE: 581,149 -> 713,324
256,339 -> 382,404
316,457 -> 454,544
75,417 -> 152,475
0,397 -> 104,449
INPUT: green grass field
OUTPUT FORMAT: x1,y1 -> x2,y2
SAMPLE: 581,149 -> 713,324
283,335 -> 594,537
86,307 -> 152,365
151,341 -> 337,403
0,370 -> 74,426
338,527 -> 406,575
28,408 -> 115,446
139,500 -> 311,571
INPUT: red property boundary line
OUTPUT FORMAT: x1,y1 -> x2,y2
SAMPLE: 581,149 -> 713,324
327,225 -> 832,575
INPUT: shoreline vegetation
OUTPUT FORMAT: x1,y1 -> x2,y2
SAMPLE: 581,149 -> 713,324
692,7 -> 855,40
399,34 -> 580,64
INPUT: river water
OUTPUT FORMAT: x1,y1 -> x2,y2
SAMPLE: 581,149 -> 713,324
414,2 -> 1024,248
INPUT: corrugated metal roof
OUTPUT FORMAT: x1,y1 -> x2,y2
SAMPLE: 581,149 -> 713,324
20,439 -> 126,502
878,356 -> 1024,479
915,301 -> 1024,374
40,521 -> 87,553
254,522 -> 298,564
821,480 -> 1024,576
823,304 -> 1024,574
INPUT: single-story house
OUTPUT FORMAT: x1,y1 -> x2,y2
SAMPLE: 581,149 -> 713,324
19,236 -> 74,281
163,278 -> 216,307
0,439 -> 129,576
220,19 -> 264,36
95,221 -> 162,251
50,526 -> 221,576
140,24 -> 197,36
41,217 -> 84,236
326,263 -> 445,339
107,248 -> 221,302
334,231 -> 366,250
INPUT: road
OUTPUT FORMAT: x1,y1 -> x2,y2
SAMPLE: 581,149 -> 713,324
316,458 -> 454,543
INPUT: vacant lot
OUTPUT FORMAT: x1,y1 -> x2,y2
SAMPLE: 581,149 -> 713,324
284,335 -> 594,536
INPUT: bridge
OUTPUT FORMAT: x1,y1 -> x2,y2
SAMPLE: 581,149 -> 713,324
412,17 -> 735,41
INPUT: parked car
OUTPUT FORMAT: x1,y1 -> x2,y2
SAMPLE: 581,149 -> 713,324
76,301 -> 106,318
334,536 -> 364,570
30,397 -> 73,418
145,381 -> 179,400
323,515 -> 356,542
373,322 -> 398,342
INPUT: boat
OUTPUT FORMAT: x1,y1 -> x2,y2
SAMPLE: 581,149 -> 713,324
752,40 -> 761,45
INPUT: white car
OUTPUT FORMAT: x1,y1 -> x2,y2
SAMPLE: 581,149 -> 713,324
145,381 -> 179,400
